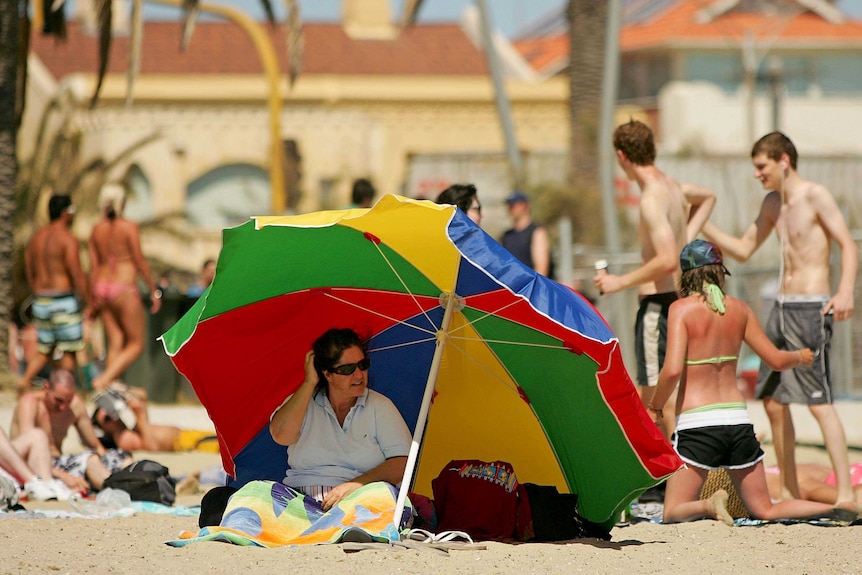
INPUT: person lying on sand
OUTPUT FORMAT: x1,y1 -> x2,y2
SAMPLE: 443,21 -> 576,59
765,463 -> 862,507
91,383 -> 219,453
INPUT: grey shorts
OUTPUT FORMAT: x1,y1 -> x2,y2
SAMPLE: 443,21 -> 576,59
53,449 -> 132,481
756,298 -> 833,405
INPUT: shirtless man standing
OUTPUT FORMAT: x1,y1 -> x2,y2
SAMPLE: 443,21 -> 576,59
703,132 -> 856,505
11,369 -> 132,492
18,195 -> 90,395
594,120 -> 716,439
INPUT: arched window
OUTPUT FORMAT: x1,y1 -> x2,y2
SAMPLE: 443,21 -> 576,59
122,164 -> 154,222
186,164 -> 270,229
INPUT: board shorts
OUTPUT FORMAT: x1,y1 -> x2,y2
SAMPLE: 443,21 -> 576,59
31,293 -> 85,355
756,296 -> 833,405
53,449 -> 132,482
672,404 -> 765,471
635,292 -> 678,387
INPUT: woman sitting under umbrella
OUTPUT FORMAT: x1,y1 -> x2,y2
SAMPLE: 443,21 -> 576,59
269,327 -> 411,510
649,240 -> 858,525
172,328 -> 412,547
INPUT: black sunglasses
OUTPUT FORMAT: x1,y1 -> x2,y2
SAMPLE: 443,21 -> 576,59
328,357 -> 371,376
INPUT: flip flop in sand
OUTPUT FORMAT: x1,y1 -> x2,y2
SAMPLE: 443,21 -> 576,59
401,529 -> 486,551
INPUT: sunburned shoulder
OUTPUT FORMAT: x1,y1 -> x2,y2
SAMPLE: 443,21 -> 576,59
671,293 -> 749,313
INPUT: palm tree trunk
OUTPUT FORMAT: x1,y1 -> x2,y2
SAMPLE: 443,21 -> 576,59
567,0 -> 607,191
0,0 -> 20,378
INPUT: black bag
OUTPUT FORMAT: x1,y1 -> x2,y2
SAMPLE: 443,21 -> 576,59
521,483 -> 611,542
103,460 -> 177,505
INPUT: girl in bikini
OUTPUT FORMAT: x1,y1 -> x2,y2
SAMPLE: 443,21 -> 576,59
88,184 -> 161,391
650,240 -> 858,524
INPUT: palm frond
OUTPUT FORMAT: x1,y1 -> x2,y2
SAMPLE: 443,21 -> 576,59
126,0 -> 144,106
16,10 -> 30,130
25,91 -> 78,225
42,0 -> 67,38
138,210 -> 199,239
401,0 -> 424,27
180,0 -> 200,52
284,0 -> 303,87
64,132 -> 162,197
259,0 -> 276,27
89,0 -> 113,109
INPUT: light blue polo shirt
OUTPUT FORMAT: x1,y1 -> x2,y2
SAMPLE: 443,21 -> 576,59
279,388 -> 412,488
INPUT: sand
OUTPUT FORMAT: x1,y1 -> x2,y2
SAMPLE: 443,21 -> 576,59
1,392 -> 860,575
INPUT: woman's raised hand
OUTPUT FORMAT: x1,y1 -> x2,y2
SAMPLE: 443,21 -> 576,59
303,350 -> 318,387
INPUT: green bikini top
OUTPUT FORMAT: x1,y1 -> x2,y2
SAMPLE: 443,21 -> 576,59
684,355 -> 738,366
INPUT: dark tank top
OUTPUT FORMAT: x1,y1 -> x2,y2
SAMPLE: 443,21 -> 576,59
501,223 -> 537,269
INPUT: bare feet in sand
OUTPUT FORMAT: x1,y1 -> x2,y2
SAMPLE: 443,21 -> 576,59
709,489 -> 734,526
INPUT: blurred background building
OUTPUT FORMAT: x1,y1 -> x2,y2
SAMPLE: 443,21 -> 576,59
16,0 -> 862,397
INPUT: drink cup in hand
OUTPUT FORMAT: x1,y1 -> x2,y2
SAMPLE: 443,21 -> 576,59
594,259 -> 608,296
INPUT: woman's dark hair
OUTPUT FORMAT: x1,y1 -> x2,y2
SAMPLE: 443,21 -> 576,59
436,184 -> 477,214
311,328 -> 366,396
679,264 -> 726,298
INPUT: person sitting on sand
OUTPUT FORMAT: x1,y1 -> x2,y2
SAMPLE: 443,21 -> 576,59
181,328 -> 412,546
91,384 -> 219,453
650,240 -> 858,525
270,328 -> 411,510
11,369 -> 133,492
0,426 -> 72,501
765,463 -> 862,508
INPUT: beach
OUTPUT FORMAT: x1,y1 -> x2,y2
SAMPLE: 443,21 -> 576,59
1,392 -> 860,574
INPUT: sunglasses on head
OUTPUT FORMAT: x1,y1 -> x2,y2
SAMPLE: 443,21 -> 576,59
328,357 -> 371,376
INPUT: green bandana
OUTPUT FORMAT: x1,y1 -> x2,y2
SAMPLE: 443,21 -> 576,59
703,283 -> 726,314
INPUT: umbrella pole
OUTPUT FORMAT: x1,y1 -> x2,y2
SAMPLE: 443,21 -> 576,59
393,291 -> 458,528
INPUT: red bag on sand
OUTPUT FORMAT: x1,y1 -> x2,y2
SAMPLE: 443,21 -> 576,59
431,459 -> 531,541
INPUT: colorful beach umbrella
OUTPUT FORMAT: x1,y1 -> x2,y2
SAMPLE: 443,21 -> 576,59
160,195 -> 682,529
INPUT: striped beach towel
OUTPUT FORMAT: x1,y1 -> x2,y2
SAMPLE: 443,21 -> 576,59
167,480 -> 409,547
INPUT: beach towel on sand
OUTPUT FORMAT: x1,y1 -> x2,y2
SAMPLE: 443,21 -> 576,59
167,480 -> 410,547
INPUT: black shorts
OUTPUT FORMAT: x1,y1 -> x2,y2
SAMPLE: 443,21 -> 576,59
634,292 -> 677,387
672,407 -> 764,471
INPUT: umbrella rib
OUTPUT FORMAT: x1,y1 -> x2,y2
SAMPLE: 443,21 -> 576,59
443,336 -> 521,395
370,336 -> 438,353
449,296 -> 521,338
447,335 -> 569,351
323,291 -> 438,337
450,296 -> 569,351
368,242 -> 440,332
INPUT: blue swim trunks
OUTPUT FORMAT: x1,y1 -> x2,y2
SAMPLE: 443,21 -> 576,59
31,293 -> 85,355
